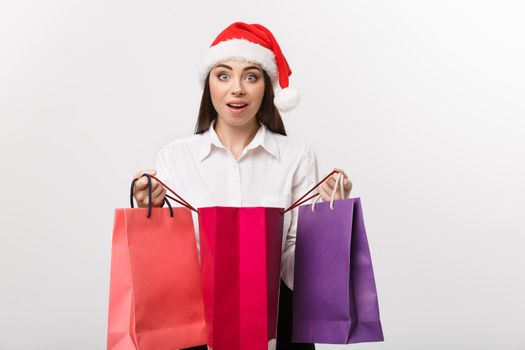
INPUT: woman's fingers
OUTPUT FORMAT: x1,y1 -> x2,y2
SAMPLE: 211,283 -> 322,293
336,170 -> 352,197
146,183 -> 166,205
132,169 -> 166,207
136,181 -> 162,203
326,176 -> 336,188
318,183 -> 331,201
331,177 -> 343,200
133,169 -> 157,191
154,187 -> 167,206
323,173 -> 340,193
344,177 -> 353,196
321,168 -> 353,199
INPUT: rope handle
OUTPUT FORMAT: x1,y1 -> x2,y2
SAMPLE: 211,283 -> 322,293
283,169 -> 341,214
130,174 -> 174,218
130,173 -> 198,214
132,169 -> 344,216
150,174 -> 198,212
310,172 -> 345,212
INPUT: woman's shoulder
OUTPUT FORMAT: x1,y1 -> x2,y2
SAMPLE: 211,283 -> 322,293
269,130 -> 316,160
158,133 -> 206,154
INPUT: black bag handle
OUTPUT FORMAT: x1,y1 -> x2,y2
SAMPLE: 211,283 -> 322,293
130,173 -> 173,218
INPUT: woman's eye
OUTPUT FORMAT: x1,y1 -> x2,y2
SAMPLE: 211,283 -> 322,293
246,74 -> 257,81
218,73 -> 229,81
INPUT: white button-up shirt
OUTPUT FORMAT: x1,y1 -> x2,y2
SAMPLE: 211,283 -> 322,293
155,120 -> 319,290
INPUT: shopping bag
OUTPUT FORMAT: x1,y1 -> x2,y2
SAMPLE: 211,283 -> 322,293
107,174 -> 207,349
198,206 -> 284,350
290,172 -> 384,344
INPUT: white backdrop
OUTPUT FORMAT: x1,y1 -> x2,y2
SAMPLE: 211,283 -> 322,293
1,1 -> 524,349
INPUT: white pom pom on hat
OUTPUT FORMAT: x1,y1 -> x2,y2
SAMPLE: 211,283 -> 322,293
273,86 -> 300,112
200,22 -> 300,113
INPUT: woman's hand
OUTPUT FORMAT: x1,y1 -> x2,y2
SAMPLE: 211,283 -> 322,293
132,169 -> 166,208
318,168 -> 352,201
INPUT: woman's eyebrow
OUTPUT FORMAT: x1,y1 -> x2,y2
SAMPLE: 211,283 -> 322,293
214,64 -> 262,72
243,65 -> 262,72
214,64 -> 232,70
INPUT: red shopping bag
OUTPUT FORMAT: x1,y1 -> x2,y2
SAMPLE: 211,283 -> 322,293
107,175 -> 207,349
198,206 -> 284,350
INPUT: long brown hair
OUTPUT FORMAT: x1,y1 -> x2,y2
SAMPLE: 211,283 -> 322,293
194,70 -> 287,136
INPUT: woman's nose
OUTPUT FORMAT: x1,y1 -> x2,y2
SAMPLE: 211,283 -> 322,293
231,79 -> 245,95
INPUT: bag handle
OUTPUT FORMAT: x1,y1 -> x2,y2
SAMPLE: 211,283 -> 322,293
130,174 -> 174,218
149,174 -> 198,213
310,172 -> 345,212
283,169 -> 340,214
129,173 -> 198,216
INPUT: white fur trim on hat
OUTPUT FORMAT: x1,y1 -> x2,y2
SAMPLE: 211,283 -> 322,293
200,38 -> 279,87
273,87 -> 300,112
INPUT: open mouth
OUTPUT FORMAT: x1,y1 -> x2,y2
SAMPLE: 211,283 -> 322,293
227,103 -> 248,109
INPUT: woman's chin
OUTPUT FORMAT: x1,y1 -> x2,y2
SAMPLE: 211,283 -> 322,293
219,113 -> 257,127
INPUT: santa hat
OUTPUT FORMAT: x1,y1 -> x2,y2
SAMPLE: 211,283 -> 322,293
200,22 -> 300,112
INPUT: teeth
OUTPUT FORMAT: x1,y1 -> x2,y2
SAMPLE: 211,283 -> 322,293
229,103 -> 246,107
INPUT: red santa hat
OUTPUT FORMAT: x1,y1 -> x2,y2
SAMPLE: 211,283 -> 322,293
200,22 -> 300,112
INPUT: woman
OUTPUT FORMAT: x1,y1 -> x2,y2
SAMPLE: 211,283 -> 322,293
133,22 -> 352,349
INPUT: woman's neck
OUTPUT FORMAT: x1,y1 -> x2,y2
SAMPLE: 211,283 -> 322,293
214,118 -> 260,160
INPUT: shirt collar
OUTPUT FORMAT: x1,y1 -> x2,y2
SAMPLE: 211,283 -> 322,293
198,119 -> 280,162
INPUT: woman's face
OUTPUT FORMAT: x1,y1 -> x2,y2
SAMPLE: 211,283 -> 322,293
209,59 -> 265,128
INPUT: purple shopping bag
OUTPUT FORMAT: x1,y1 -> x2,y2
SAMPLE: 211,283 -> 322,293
290,172 -> 384,344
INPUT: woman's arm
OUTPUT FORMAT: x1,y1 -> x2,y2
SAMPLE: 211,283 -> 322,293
281,146 -> 319,291
281,148 -> 353,290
